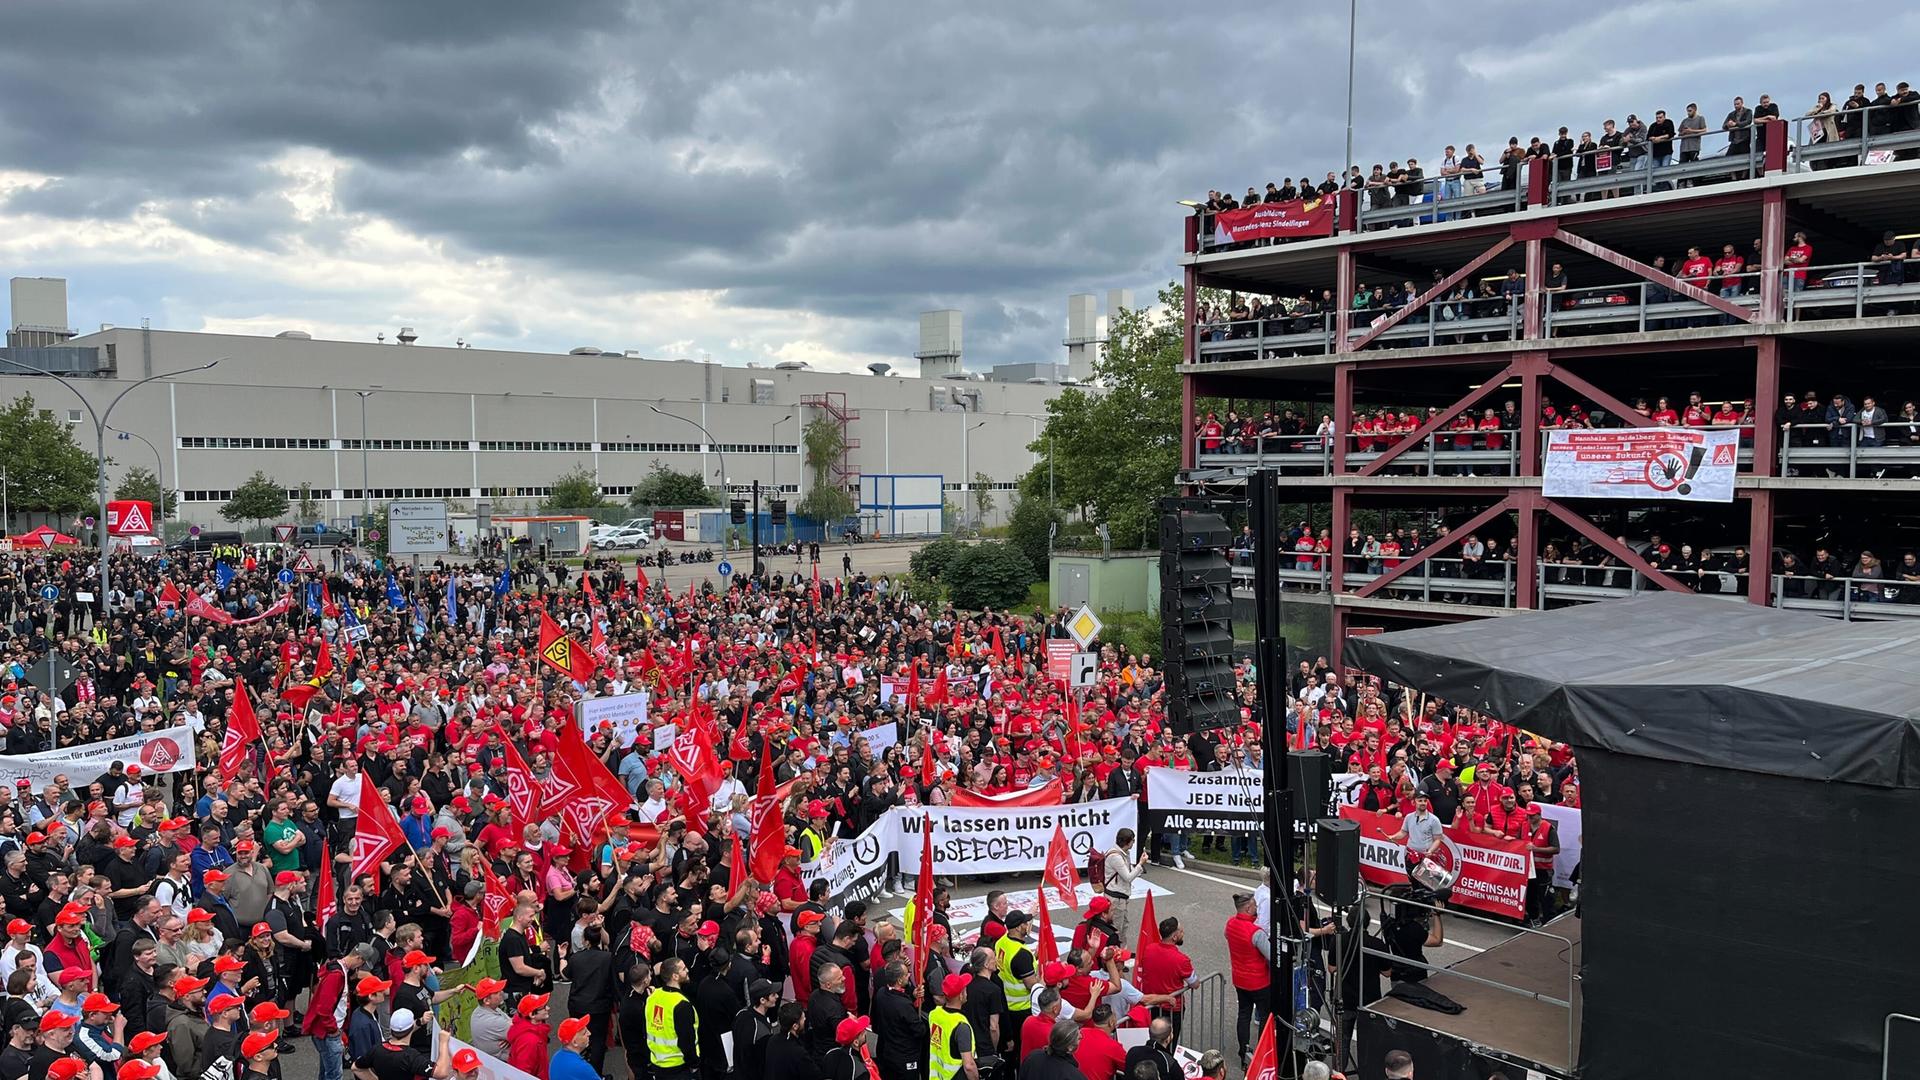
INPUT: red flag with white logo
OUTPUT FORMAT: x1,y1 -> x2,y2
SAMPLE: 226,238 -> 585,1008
1244,1015 -> 1279,1080
549,719 -> 631,846
495,724 -> 544,830
349,780 -> 407,887
748,737 -> 784,884
1043,821 -> 1081,912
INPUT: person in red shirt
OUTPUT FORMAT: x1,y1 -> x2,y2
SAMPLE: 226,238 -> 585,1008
1785,229 -> 1813,291
1352,413 -> 1376,453
1713,243 -> 1747,323
788,910 -> 824,1002
1711,401 -> 1741,428
772,847 -> 808,911
1679,245 -> 1714,290
1199,414 -> 1223,453
1223,894 -> 1270,1061
1483,790 -> 1531,840
1478,407 -> 1505,453
1133,917 -> 1196,1038
1075,1004 -> 1130,1080
1380,536 -> 1402,570
1649,397 -> 1680,425
1682,392 -> 1713,426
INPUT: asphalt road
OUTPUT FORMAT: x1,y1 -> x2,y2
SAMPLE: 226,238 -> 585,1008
591,537 -> 930,596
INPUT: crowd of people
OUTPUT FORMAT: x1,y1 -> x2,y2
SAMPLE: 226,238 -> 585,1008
1196,77 -> 1920,234
0,540 -> 1368,1080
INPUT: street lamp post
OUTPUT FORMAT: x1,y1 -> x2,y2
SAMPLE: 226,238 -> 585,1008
771,414 -> 792,544
107,426 -> 167,529
0,357 -> 221,619
646,404 -> 755,579
355,391 -> 377,546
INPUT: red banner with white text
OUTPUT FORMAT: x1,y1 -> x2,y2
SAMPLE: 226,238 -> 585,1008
1339,804 -> 1532,920
1212,197 -> 1335,244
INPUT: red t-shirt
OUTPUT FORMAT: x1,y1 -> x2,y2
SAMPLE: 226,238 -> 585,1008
1651,408 -> 1680,425
1021,1012 -> 1056,1065
1075,1025 -> 1130,1080
1479,417 -> 1505,450
1680,256 -> 1714,287
1133,941 -> 1194,1005
1714,255 -> 1746,290
1711,408 -> 1740,426
1682,405 -> 1712,426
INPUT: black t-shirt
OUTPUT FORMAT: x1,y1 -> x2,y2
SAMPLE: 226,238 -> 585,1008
105,856 -> 152,919
0,1044 -> 32,1080
360,1041 -> 432,1080
1383,913 -> 1431,983
499,928 -> 540,994
390,983 -> 434,1052
1875,240 -> 1907,263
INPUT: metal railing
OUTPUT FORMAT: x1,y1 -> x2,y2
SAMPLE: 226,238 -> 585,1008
1779,420 -> 1920,477
1193,102 -> 1920,254
1196,430 -> 1768,478
1177,972 -> 1234,1059
1782,259 -> 1920,321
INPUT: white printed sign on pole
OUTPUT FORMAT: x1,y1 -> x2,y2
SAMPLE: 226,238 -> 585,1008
1542,427 -> 1739,503
830,720 -> 899,757
1536,802 -> 1583,888
1143,766 -> 1264,834
576,691 -> 650,745
387,500 -> 451,554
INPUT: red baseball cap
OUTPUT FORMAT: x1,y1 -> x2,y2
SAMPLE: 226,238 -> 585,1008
402,950 -> 435,969
836,1016 -> 871,1045
250,1003 -> 291,1023
239,1031 -> 279,1059
517,993 -> 550,1016
172,975 -> 210,995
127,1032 -> 169,1054
472,978 -> 507,998
274,871 -> 303,886
46,1059 -> 86,1080
111,836 -> 137,849
942,973 -> 971,998
250,922 -> 274,939
557,1017 -> 590,1043
39,1012 -> 78,1032
202,870 -> 229,884
696,921 -> 721,939
354,977 -> 390,996
4,919 -> 28,937
213,956 -> 246,974
452,1050 -> 482,1073
119,1062 -> 162,1080
80,993 -> 119,1014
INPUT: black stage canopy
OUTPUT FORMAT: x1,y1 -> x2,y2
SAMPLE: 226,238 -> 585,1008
1345,595 -> 1920,1080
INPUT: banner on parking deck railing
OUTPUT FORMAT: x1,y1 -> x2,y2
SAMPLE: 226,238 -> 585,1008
1144,766 -> 1264,834
888,797 -> 1137,876
1542,427 -> 1738,502
1339,804 -> 1531,920
1212,196 -> 1336,244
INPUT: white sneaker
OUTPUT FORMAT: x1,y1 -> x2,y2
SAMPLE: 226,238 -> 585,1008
1172,854 -> 1186,869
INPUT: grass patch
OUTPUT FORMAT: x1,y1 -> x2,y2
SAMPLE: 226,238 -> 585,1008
1024,581 -> 1051,611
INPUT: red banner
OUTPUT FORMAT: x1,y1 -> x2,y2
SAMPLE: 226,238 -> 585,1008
951,779 -> 1063,808
1212,196 -> 1335,244
184,592 -> 293,626
1338,804 -> 1532,920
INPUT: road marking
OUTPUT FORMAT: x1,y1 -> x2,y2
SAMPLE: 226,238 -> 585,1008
1161,864 -> 1257,890
1443,940 -> 1486,953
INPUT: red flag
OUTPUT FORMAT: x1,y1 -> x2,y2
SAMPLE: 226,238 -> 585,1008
349,780 -> 407,887
728,717 -> 754,762
315,839 -> 336,932
276,641 -> 302,688
810,561 -> 821,605
1244,1015 -> 1280,1080
910,814 -> 935,986
925,668 -> 949,708
549,720 -> 632,845
496,725 -> 545,829
280,683 -> 321,712
157,581 -> 183,609
770,666 -> 806,704
952,780 -> 1064,808
748,737 -> 784,884
666,727 -> 721,790
479,853 -> 515,932
220,679 -> 262,783
313,639 -> 333,682
991,627 -> 1006,669
587,608 -> 610,664
920,737 -> 936,788
728,829 -> 748,890
1136,890 -> 1161,957
1043,821 -> 1082,912
1034,879 -> 1060,967
904,662 -> 921,713
321,580 -> 339,618
1063,684 -> 1084,764
538,610 -> 598,682
635,562 -> 650,595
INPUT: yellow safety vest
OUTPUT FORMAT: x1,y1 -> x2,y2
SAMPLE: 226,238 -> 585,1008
928,1005 -> 970,1080
800,827 -> 827,862
645,987 -> 695,1068
995,934 -> 1033,1012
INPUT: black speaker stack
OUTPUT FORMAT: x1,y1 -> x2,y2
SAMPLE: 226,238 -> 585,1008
1158,499 -> 1239,735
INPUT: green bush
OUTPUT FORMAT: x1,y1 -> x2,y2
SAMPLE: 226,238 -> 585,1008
1097,610 -> 1163,660
895,572 -> 945,605
910,536 -> 967,580
1006,494 -> 1061,580
945,542 -> 1037,611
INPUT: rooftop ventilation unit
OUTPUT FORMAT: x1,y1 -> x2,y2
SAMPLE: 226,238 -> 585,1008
275,330 -> 312,339
396,326 -> 418,345
773,360 -> 809,371
569,346 -> 602,355
867,362 -> 892,377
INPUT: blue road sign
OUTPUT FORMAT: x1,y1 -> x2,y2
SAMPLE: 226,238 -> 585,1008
277,569 -> 295,585
313,522 -> 327,534
717,561 -> 733,577
38,585 -> 58,601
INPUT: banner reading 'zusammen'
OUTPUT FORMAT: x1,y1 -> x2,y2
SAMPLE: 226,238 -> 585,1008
1143,766 -> 1263,834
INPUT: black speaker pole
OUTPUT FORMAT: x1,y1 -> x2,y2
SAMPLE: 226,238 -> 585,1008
1251,469 -> 1295,1030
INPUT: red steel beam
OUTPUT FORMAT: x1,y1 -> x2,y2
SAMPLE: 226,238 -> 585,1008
1537,361 -> 1656,430
1551,228 -> 1754,323
1746,489 -> 1774,605
1352,496 -> 1517,599
1538,498 -> 1693,594
1355,362 -> 1518,477
1347,237 -> 1517,352
1751,337 -> 1780,477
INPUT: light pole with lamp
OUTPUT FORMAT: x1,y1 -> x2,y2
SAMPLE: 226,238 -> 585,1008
106,426 -> 167,531
354,391 -> 377,547
645,403 -> 757,580
960,420 -> 987,531
0,356 -> 222,619
771,414 -> 792,544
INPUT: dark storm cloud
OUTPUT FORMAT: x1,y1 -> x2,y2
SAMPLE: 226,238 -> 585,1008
3,0 -> 1915,368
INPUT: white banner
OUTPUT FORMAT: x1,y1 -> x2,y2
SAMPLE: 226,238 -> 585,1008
1536,802 -> 1583,888
1542,427 -> 1738,502
1144,766 -> 1263,834
886,796 -> 1137,876
830,720 -> 899,757
576,691 -> 650,746
2,726 -> 197,790
447,1038 -> 540,1080
799,833 -> 892,919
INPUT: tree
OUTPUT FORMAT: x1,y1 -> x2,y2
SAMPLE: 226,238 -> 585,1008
800,415 -> 856,525
944,542 -> 1036,611
1030,285 -> 1184,549
220,471 -> 289,534
630,462 -> 718,508
544,465 -> 605,510
113,466 -> 178,520
297,483 -> 322,524
971,472 -> 996,521
909,536 -> 967,581
1006,493 -> 1061,579
0,394 -> 97,517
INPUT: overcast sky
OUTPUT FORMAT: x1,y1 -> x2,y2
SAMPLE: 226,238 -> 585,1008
2,1 -> 1914,373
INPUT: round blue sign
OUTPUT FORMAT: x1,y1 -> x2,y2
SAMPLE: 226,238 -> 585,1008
38,585 -> 58,601
277,569 -> 295,585
313,523 -> 326,534
716,561 -> 733,577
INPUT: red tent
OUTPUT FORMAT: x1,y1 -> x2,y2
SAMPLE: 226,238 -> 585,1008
10,526 -> 80,548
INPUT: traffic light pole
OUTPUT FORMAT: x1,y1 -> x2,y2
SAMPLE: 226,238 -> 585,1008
751,479 -> 762,581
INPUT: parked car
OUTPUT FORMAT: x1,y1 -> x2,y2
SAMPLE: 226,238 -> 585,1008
591,526 -> 650,550
297,524 -> 351,546
167,530 -> 244,553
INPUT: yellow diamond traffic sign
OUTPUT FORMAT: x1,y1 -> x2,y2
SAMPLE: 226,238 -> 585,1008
1066,604 -> 1103,648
